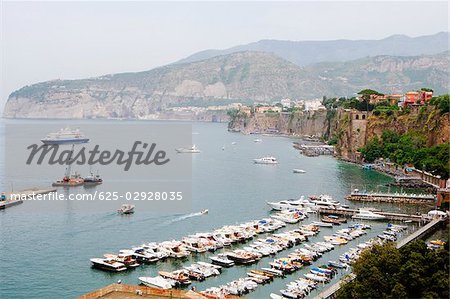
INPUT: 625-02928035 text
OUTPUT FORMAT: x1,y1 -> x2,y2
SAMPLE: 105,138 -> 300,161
10,191 -> 184,201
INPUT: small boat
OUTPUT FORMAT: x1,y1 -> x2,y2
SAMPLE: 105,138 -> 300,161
293,169 -> 306,173
90,258 -> 127,272
41,127 -> 89,145
83,172 -> 103,185
304,273 -> 329,282
159,271 -> 191,286
118,204 -> 135,214
138,276 -> 172,289
328,260 -> 347,268
352,209 -> 386,220
254,156 -> 278,164
210,254 -> 235,267
311,221 -> 333,228
321,216 -> 341,225
176,145 -> 201,153
254,139 -> 262,143
200,209 -> 208,215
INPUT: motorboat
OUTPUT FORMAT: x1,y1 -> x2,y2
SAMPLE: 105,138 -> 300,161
118,204 -> 135,214
254,139 -> 262,143
90,258 -> 127,272
200,209 -> 209,215
138,276 -> 172,289
304,273 -> 329,282
253,156 -> 278,164
267,196 -> 313,211
159,270 -> 191,286
159,241 -> 191,258
210,254 -> 235,267
83,171 -> 103,185
41,127 -> 89,145
293,169 -> 306,173
103,253 -> 140,268
311,221 -> 333,228
176,145 -> 200,153
309,195 -> 341,208
352,209 -> 386,220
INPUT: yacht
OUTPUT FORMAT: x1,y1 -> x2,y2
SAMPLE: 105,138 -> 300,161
253,156 -> 278,164
138,276 -> 172,289
176,145 -> 200,153
352,209 -> 386,220
267,196 -> 313,211
309,195 -> 341,208
90,258 -> 127,272
41,128 -> 89,145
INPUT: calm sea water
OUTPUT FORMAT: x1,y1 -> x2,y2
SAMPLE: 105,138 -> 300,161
0,120 -> 430,299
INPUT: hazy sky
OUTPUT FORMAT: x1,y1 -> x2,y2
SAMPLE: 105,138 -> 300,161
1,1 -> 449,109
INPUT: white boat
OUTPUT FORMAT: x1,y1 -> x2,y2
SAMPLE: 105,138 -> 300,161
293,169 -> 306,173
138,276 -> 172,289
267,197 -> 312,211
210,254 -> 235,267
176,145 -> 201,153
309,195 -> 340,208
254,139 -> 262,143
352,209 -> 386,220
41,127 -> 89,145
312,221 -> 333,228
118,204 -> 135,214
200,209 -> 208,215
90,258 -> 127,272
254,156 -> 278,164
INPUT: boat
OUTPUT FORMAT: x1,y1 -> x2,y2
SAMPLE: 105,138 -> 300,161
253,156 -> 278,164
321,216 -> 341,225
83,172 -> 103,185
159,271 -> 191,286
41,127 -> 89,145
267,196 -> 313,211
90,258 -> 127,272
138,276 -> 172,289
304,273 -> 329,282
118,204 -> 135,214
104,253 -> 140,268
352,209 -> 386,220
328,260 -> 347,268
52,173 -> 84,187
176,145 -> 201,153
210,254 -> 235,267
254,139 -> 262,143
309,195 -> 341,208
311,221 -> 333,228
293,169 -> 306,173
200,209 -> 208,215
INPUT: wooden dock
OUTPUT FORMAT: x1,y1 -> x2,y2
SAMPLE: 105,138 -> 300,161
346,191 -> 436,205
0,187 -> 57,210
318,207 -> 425,222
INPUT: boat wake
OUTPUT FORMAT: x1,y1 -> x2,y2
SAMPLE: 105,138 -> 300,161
164,211 -> 206,224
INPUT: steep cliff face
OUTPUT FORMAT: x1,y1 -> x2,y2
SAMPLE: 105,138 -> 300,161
229,110 -> 327,136
331,107 -> 450,160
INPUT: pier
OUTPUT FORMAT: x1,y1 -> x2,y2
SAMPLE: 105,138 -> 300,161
317,207 -> 426,222
345,190 -> 436,205
0,187 -> 57,210
79,283 -> 239,299
314,217 -> 447,299
293,143 -> 335,157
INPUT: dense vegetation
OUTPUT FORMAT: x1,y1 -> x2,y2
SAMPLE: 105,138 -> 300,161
360,130 -> 450,179
338,240 -> 449,299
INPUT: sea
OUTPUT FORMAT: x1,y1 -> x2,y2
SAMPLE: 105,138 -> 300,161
0,119 -> 432,299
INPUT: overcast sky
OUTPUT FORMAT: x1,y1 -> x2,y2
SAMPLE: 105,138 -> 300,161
1,1 -> 449,109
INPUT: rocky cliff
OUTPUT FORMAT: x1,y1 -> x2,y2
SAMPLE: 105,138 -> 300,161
229,110 -> 327,136
4,51 -> 450,119
331,107 -> 450,161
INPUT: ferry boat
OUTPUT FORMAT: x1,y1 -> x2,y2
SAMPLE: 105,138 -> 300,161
175,145 -> 200,153
253,156 -> 278,164
352,209 -> 386,220
41,128 -> 89,145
